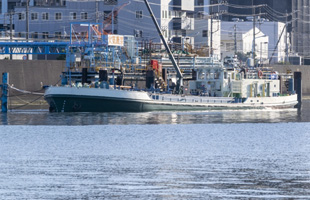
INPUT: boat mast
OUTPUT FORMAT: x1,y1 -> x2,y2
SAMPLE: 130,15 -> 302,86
143,0 -> 183,92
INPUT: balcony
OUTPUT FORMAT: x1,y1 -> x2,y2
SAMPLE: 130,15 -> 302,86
172,17 -> 194,30
173,0 -> 194,11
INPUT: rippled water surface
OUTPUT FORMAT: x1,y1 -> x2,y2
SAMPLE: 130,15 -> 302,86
1,124 -> 310,199
0,101 -> 310,199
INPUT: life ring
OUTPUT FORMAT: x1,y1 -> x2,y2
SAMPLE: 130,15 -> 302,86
258,70 -> 263,79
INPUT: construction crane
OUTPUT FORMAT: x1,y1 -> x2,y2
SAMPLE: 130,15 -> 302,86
143,0 -> 183,93
84,1 -> 130,38
85,2 -> 130,39
102,1 -> 131,35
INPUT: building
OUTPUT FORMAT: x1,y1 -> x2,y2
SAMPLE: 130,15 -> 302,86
14,0 -> 98,39
192,16 -> 221,58
210,0 -> 310,63
221,21 -> 286,64
12,0 -> 195,45
292,0 -> 310,61
0,0 -> 23,33
210,0 -> 292,22
117,0 -> 195,44
221,21 -> 269,63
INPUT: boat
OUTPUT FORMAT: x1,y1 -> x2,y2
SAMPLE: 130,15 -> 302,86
44,56 -> 298,112
44,0 -> 298,112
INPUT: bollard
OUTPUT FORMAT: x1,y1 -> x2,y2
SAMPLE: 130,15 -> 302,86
294,72 -> 302,109
1,72 -> 9,113
82,68 -> 88,85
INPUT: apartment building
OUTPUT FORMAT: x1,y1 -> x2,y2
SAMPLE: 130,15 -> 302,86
12,0 -> 195,45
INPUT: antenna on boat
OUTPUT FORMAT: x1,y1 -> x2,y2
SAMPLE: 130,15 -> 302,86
143,0 -> 183,93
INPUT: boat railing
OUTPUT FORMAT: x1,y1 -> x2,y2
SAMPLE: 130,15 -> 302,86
151,95 -> 239,104
245,71 -> 279,80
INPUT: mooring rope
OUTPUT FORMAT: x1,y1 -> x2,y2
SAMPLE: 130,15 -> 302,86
9,95 -> 44,110
8,85 -> 44,96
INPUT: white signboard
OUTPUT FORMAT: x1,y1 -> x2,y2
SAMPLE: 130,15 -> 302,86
106,35 -> 124,47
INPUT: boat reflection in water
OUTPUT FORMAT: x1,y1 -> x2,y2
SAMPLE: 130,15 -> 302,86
0,107 -> 300,125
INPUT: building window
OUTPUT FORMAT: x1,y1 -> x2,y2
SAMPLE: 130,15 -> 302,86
42,32 -> 49,39
103,0 -> 117,5
202,30 -> 208,37
42,12 -> 49,20
81,12 -> 88,20
134,29 -> 142,38
31,13 -> 38,20
163,30 -> 168,38
197,12 -> 204,19
197,0 -> 204,5
226,43 -> 234,51
70,12 -> 76,20
187,13 -> 194,18
55,13 -> 62,20
32,32 -> 38,39
55,32 -> 61,39
136,11 -> 143,19
104,11 -> 111,20
18,13 -> 25,20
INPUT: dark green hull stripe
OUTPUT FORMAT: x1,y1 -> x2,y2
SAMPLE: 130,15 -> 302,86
45,94 -> 262,112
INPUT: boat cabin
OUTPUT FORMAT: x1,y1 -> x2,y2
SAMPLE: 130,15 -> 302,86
187,58 -> 282,98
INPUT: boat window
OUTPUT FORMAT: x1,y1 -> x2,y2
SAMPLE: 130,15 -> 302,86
210,73 -> 213,79
224,72 -> 227,79
206,72 -> 210,79
214,72 -> 220,79
199,72 -> 205,79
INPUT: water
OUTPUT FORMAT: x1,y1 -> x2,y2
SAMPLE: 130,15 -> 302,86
1,101 -> 310,199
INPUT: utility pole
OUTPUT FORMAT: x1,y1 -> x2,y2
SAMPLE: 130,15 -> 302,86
26,0 -> 30,60
112,7 -> 114,34
234,24 -> 237,55
285,10 -> 289,63
95,0 -> 99,23
252,0 -> 256,64
3,12 -> 6,37
210,15 -> 213,57
9,11 -> 13,60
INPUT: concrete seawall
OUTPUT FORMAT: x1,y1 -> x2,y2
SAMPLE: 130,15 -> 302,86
0,60 -> 65,109
270,65 -> 310,95
0,60 -> 65,91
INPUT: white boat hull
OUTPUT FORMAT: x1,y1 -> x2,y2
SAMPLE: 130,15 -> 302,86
44,86 -> 299,112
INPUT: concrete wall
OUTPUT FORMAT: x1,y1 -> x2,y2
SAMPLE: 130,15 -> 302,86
0,61 -> 309,96
270,65 -> 310,95
0,60 -> 65,91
